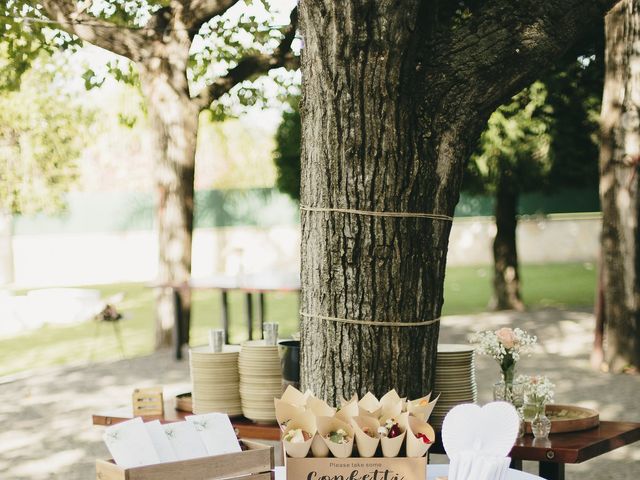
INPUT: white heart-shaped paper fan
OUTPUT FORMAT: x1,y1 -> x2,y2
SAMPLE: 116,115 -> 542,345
442,401 -> 519,460
478,401 -> 519,457
442,403 -> 481,459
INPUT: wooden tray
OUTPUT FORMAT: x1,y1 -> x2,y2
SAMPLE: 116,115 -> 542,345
525,403 -> 599,434
175,392 -> 193,413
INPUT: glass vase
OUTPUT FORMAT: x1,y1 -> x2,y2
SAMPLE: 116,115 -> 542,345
531,404 -> 551,439
516,407 -> 525,438
493,365 -> 524,407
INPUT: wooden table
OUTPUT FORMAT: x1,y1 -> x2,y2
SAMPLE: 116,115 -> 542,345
92,405 -> 640,480
429,421 -> 640,480
152,272 -> 300,359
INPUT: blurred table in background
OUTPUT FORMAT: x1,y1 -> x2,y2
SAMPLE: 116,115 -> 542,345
152,272 -> 300,359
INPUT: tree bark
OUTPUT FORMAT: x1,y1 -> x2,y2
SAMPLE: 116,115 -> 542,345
299,0 -> 618,404
492,181 -> 525,311
143,80 -> 199,349
0,212 -> 14,286
299,2 -> 460,403
591,249 -> 606,370
599,0 -> 640,372
137,26 -> 199,348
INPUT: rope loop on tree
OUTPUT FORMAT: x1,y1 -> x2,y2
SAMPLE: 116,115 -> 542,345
299,204 -> 453,221
299,311 -> 441,327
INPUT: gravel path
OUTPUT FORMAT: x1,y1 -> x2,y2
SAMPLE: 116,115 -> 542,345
0,308 -> 638,479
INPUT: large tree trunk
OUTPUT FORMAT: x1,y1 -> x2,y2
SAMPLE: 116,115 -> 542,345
599,0 -> 640,372
298,0 -> 615,404
298,2 -> 484,404
492,180 -> 525,311
139,46 -> 199,350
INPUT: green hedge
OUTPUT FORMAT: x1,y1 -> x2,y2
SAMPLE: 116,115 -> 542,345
13,187 -> 599,235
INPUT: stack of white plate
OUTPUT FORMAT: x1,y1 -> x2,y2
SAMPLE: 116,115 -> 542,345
189,345 -> 242,416
239,340 -> 283,423
430,344 -> 477,429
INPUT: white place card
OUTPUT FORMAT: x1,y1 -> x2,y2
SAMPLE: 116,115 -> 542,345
144,420 -> 177,463
186,413 -> 242,455
103,417 -> 160,468
163,421 -> 208,460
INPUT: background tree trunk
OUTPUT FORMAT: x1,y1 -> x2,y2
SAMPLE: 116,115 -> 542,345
140,52 -> 199,349
599,0 -> 640,372
0,212 -> 14,286
492,180 -> 525,311
591,249 -> 606,370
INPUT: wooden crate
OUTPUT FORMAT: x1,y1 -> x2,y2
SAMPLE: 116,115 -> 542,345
96,440 -> 273,480
286,456 -> 427,480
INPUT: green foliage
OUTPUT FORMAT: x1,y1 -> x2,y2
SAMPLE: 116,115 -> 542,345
465,82 -> 552,196
0,2 -> 79,90
0,55 -> 92,214
1,1 -> 298,118
465,44 -> 602,199
544,52 -> 603,189
273,101 -> 300,200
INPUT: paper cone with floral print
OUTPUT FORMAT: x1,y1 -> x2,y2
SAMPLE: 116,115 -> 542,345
407,394 -> 439,421
350,415 -> 381,457
405,415 -> 435,457
358,392 -> 382,418
307,397 -> 336,417
311,433 -> 330,457
317,416 -> 354,458
335,395 -> 359,423
381,390 -> 403,408
380,412 -> 408,457
275,398 -> 306,429
406,393 -> 431,412
282,412 -> 316,458
281,385 -> 311,407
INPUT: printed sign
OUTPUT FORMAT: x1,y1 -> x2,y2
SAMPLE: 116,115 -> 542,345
286,456 -> 427,480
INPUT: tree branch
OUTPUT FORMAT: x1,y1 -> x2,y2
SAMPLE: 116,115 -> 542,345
39,0 -> 151,61
180,0 -> 242,37
430,0 -> 619,116
196,6 -> 299,110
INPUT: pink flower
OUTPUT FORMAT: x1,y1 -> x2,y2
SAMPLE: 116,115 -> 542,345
496,328 -> 517,349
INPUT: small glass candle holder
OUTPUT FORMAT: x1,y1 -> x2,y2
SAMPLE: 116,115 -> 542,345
208,328 -> 225,352
263,322 -> 279,345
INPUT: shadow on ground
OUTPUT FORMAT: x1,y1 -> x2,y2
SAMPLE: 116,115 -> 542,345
0,308 -> 637,479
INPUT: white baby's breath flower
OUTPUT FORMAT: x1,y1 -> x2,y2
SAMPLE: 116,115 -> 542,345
521,375 -> 555,405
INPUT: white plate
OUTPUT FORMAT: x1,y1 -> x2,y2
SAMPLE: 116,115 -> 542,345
437,344 -> 476,353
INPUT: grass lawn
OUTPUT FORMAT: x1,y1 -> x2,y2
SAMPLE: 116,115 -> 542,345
0,262 -> 596,378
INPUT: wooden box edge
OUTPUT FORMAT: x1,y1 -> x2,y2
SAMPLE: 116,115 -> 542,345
96,440 -> 274,480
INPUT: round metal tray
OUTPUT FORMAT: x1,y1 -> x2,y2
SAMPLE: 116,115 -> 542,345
525,403 -> 599,434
